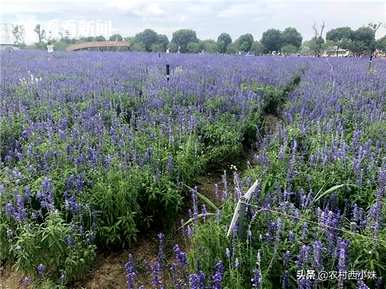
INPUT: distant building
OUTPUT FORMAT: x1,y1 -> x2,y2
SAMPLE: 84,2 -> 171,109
324,46 -> 350,57
375,49 -> 386,58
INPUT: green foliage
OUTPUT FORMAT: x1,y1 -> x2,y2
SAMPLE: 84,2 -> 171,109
198,113 -> 243,167
188,201 -> 234,273
326,27 -> 353,50
0,214 -> 11,262
377,35 -> 386,52
281,27 -> 302,49
217,33 -> 232,53
281,44 -> 299,55
171,29 -> 199,53
94,35 -> 106,42
308,36 -> 325,56
261,29 -> 283,53
109,34 -> 123,41
0,115 -> 25,162
201,39 -> 218,53
250,41 -> 264,56
11,212 -> 95,283
134,29 -> 169,52
350,26 -> 376,55
236,34 -> 254,53
226,42 -> 239,54
186,42 -> 201,53
325,25 -> 377,55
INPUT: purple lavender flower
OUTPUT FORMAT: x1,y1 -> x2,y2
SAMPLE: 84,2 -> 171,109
281,271 -> 289,289
0,183 -> 5,196
36,264 -> 46,277
151,260 -> 163,289
357,280 -> 370,289
301,222 -> 308,241
201,205 -> 207,222
5,202 -> 15,218
298,278 -> 312,289
21,276 -> 32,287
4,194 -> 27,222
297,245 -> 309,269
312,240 -> 323,270
170,263 -> 182,289
189,271 -> 205,289
288,231 -> 295,242
157,233 -> 165,267
222,171 -> 228,200
212,261 -> 224,289
64,235 -> 75,247
337,238 -> 349,272
37,177 -> 55,211
283,251 -> 291,268
166,154 -> 174,174
174,244 -> 187,267
64,192 -> 80,214
214,183 -> 219,200
125,254 -> 136,289
251,268 -> 262,288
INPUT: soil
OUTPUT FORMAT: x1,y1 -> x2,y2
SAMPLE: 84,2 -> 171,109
0,265 -> 29,289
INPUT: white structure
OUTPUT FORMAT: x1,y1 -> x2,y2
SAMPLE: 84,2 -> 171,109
47,44 -> 54,53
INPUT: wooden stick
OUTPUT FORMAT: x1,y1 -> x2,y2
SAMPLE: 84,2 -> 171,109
226,180 -> 258,238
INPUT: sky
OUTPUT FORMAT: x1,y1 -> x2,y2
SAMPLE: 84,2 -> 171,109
1,0 -> 386,44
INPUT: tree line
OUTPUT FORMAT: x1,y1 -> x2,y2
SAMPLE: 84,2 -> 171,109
13,23 -> 386,55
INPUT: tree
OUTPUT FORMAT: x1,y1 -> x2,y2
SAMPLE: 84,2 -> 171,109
326,27 -> 353,56
300,40 -> 313,55
94,35 -> 106,41
166,42 -> 177,53
34,24 -> 46,45
12,25 -> 25,46
226,42 -> 239,54
281,44 -> 298,55
186,42 -> 201,53
310,22 -> 325,56
171,29 -> 199,53
251,41 -> 264,55
281,27 -> 302,49
156,34 -> 169,52
377,35 -> 386,52
109,34 -> 123,41
309,36 -> 325,56
237,33 -> 254,52
130,42 -> 146,52
350,26 -> 376,55
134,29 -> 159,52
261,29 -> 282,53
217,33 -> 232,53
201,39 -> 217,53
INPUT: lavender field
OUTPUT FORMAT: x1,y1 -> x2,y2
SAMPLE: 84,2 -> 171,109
0,51 -> 385,289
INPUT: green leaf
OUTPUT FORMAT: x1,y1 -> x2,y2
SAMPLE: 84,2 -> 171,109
196,191 -> 219,211
312,183 -> 358,205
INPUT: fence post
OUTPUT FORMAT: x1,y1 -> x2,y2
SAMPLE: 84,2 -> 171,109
166,64 -> 170,82
227,180 -> 258,238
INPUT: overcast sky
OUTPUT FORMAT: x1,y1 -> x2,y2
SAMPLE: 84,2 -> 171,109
1,0 -> 386,43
